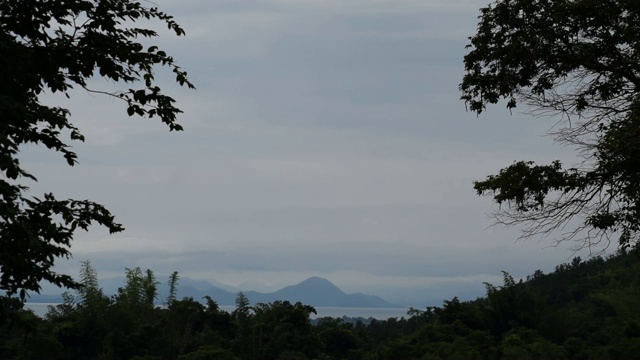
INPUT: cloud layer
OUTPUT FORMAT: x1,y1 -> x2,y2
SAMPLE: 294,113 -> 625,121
31,0 -> 585,306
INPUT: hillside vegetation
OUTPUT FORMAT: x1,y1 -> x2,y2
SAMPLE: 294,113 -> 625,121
1,251 -> 639,359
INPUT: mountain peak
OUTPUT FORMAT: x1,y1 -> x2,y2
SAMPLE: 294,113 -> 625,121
257,276 -> 397,307
32,275 -> 398,308
298,276 -> 340,288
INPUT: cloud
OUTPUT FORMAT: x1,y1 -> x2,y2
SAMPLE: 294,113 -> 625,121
30,0 -> 588,307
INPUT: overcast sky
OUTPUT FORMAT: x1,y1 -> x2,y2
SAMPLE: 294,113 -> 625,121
28,0 -> 592,306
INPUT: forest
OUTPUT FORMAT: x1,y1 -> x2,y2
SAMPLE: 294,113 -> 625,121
0,250 -> 639,360
2,0 -> 640,359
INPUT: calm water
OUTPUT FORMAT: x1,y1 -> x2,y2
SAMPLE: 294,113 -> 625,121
26,303 -> 409,320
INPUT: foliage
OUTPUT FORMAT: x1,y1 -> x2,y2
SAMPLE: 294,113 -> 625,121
0,0 -> 194,304
117,267 -> 159,311
2,252 -> 640,359
460,0 -> 640,251
232,292 -> 251,320
251,301 -> 319,359
178,346 -> 239,360
167,271 -> 180,305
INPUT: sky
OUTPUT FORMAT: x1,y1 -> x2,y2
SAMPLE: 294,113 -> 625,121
27,0 -> 593,306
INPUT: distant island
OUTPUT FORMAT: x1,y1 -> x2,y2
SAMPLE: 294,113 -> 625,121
29,276 -> 400,308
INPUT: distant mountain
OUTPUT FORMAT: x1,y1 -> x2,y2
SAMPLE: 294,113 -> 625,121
96,275 -> 239,296
29,276 -> 399,308
244,277 -> 398,308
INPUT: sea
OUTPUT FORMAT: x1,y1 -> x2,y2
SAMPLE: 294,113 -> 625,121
25,303 -> 410,320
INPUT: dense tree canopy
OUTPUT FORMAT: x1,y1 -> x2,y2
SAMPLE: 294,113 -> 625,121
460,0 -> 640,252
0,0 -> 194,303
3,252 -> 640,359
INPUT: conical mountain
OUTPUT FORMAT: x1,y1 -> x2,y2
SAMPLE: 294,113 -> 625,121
245,277 -> 397,308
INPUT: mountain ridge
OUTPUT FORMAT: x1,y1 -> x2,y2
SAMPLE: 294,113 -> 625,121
29,276 -> 400,308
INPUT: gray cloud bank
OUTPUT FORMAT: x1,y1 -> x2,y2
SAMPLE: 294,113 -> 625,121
31,0 -> 586,306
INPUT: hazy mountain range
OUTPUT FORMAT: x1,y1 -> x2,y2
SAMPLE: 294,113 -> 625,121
30,276 -> 399,308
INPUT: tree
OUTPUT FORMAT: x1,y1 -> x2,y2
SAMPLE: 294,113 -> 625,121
232,292 -> 251,320
117,267 -> 159,311
231,292 -> 253,359
167,271 -> 180,306
250,301 -> 318,359
0,0 -> 194,303
460,0 -> 640,252
76,260 -> 107,310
